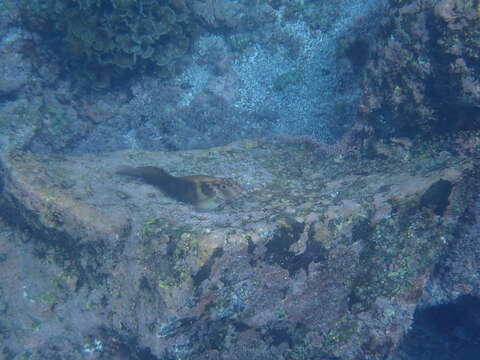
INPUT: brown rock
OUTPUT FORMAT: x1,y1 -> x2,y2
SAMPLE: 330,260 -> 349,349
0,137 -> 478,358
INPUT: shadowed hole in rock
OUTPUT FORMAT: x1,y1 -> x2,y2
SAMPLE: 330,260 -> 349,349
420,179 -> 452,216
395,295 -> 480,360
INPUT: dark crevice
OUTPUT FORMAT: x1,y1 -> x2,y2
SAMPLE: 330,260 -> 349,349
396,295 -> 480,360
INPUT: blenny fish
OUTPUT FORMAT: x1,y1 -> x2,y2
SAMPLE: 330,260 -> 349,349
116,165 -> 243,210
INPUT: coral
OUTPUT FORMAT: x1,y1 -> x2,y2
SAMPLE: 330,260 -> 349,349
20,0 -> 199,85
190,0 -> 244,29
359,0 -> 480,138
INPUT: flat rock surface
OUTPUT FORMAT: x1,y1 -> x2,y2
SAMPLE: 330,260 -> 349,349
0,138 -> 478,359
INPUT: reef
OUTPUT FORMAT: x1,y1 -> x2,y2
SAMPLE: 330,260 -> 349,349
19,0 -> 199,85
359,0 -> 480,138
0,135 -> 478,358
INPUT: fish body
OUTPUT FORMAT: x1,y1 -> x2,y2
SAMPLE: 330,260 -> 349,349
116,165 -> 242,209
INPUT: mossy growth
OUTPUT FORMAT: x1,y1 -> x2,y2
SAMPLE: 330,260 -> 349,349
20,0 -> 200,87
320,315 -> 359,352
348,198 -> 451,313
140,217 -> 198,289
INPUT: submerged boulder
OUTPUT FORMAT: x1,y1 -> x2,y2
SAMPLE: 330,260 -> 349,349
0,137 -> 478,358
360,0 -> 480,138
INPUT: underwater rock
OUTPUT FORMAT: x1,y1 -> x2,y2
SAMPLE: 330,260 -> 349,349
0,30 -> 30,97
359,0 -> 480,138
0,137 -> 478,358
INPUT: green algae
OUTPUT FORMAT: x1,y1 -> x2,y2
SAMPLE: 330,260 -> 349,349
349,203 -> 451,312
140,217 -> 199,288
321,315 -> 359,351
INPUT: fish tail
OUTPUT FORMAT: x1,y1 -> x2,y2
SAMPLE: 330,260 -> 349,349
116,166 -> 174,184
